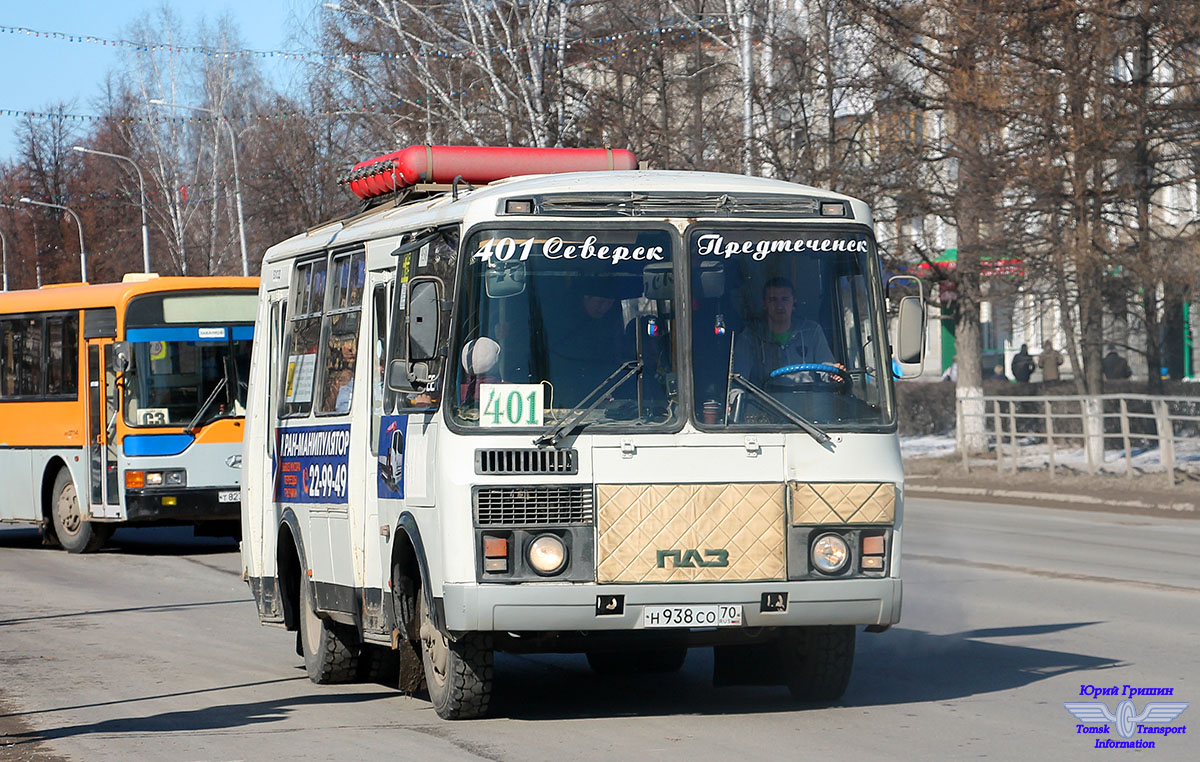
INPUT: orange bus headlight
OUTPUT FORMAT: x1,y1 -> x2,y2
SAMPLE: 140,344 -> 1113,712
125,471 -> 145,488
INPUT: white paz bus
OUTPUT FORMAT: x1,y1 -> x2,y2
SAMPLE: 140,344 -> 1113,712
242,145 -> 926,719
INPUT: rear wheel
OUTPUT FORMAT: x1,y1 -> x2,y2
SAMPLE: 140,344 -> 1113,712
586,647 -> 688,675
779,625 -> 856,703
419,588 -> 492,719
50,469 -> 112,554
299,576 -> 359,684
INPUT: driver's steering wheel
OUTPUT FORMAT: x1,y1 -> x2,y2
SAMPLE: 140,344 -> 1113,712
769,363 -> 847,385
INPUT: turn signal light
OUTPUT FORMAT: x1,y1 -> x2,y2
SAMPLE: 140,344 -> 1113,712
482,535 -> 508,573
125,471 -> 145,488
862,535 -> 885,555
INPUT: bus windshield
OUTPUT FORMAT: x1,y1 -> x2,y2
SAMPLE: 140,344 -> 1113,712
690,227 -> 892,429
123,335 -> 252,427
450,227 -> 678,431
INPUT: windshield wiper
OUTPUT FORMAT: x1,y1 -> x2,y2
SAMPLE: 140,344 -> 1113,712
534,360 -> 642,448
184,377 -> 227,435
728,373 -> 833,446
185,357 -> 232,435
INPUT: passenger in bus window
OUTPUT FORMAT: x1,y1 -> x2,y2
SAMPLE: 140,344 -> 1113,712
325,335 -> 357,413
734,276 -> 844,388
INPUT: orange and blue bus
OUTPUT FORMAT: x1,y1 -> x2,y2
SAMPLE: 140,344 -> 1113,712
0,275 -> 258,552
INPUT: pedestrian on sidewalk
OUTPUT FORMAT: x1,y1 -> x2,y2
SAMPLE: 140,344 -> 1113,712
1102,345 -> 1133,380
1038,340 -> 1063,381
1012,344 -> 1035,383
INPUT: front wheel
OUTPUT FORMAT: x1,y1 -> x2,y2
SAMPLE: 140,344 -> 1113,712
50,469 -> 112,554
779,625 -> 856,703
419,588 -> 493,720
299,576 -> 359,684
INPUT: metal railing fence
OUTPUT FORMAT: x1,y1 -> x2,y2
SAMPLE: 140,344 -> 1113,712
954,394 -> 1200,488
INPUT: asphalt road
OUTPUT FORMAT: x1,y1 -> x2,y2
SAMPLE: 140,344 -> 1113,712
1,498 -> 1197,762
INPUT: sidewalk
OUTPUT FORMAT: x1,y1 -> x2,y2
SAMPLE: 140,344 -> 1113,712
903,452 -> 1199,518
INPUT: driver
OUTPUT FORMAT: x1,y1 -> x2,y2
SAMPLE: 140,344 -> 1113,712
734,276 -> 843,388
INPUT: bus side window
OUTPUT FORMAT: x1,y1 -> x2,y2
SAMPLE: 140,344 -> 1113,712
280,257 -> 328,417
316,250 -> 365,415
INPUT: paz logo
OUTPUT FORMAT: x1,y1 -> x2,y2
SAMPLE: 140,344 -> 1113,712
656,548 -> 729,568
1064,699 -> 1188,739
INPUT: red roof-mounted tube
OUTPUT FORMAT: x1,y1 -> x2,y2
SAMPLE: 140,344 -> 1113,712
340,145 -> 638,200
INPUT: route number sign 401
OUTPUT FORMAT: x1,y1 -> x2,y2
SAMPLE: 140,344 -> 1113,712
479,384 -> 544,427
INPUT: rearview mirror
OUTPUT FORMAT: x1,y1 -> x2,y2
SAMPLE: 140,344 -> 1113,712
698,261 -> 725,298
386,359 -> 430,393
407,280 -> 440,361
895,295 -> 925,366
485,260 -> 527,298
112,341 -> 132,373
887,275 -> 926,378
643,262 -> 673,300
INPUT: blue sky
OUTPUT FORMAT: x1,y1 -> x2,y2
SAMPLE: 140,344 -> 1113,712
0,0 -> 313,164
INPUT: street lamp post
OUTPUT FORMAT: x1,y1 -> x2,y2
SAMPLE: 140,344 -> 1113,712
20,197 -> 87,282
73,146 -> 151,274
0,227 -> 7,290
148,99 -> 249,276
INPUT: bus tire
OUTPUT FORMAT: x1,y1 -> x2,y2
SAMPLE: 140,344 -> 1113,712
299,576 -> 359,684
418,588 -> 492,720
50,469 -> 112,554
779,625 -> 855,703
586,647 -> 688,675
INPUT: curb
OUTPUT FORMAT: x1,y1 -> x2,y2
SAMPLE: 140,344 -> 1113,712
905,484 -> 1196,513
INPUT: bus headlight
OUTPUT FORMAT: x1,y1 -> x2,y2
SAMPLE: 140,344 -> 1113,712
144,470 -> 187,487
811,533 -> 849,574
527,534 -> 567,575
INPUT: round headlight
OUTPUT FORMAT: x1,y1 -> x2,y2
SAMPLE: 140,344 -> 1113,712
527,534 -> 567,575
811,533 -> 849,574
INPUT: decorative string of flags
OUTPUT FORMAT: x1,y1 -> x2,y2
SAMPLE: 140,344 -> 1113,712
0,18 -> 729,62
0,31 -> 711,125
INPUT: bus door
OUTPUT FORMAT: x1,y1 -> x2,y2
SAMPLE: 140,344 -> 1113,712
263,295 -> 287,559
83,307 -> 121,519
366,275 -> 394,614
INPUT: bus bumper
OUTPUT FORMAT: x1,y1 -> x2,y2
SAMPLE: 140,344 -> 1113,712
124,487 -> 241,522
441,578 -> 901,632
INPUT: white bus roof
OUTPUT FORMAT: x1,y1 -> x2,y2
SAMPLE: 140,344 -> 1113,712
261,170 -> 872,266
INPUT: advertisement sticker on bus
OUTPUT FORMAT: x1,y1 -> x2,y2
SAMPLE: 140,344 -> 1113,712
274,424 -> 351,504
376,415 -> 407,499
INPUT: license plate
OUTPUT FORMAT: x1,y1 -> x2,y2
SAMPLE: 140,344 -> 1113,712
640,604 -> 743,629
218,490 -> 240,503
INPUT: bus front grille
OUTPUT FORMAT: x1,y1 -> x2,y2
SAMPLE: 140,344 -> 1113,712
474,448 -> 579,475
474,485 -> 594,526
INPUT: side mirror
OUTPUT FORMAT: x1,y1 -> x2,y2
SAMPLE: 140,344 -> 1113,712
887,275 -> 926,378
112,341 -> 132,373
895,296 -> 925,365
407,279 -> 440,361
386,359 -> 431,392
